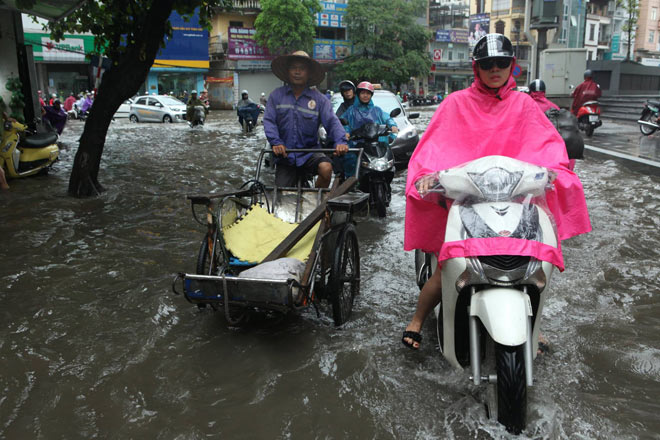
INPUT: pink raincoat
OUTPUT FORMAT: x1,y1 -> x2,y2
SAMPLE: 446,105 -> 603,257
529,91 -> 559,113
404,64 -> 591,271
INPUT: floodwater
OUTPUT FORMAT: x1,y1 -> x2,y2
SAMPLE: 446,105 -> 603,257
1,109 -> 659,439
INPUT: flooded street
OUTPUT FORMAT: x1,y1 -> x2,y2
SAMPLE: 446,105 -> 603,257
1,109 -> 659,439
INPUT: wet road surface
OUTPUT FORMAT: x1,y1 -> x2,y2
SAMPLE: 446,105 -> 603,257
1,109 -> 659,438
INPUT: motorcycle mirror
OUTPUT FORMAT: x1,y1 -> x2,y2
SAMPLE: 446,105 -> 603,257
408,112 -> 420,119
389,108 -> 402,118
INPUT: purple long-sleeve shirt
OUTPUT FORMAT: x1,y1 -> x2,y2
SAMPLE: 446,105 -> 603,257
263,85 -> 346,167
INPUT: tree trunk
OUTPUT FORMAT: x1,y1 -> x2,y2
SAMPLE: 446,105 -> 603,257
68,0 -> 176,197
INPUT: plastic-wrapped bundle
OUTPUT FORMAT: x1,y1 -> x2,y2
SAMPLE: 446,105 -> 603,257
545,108 -> 584,160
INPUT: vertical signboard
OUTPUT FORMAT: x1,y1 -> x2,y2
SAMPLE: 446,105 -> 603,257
227,27 -> 274,61
468,14 -> 490,48
155,10 -> 209,68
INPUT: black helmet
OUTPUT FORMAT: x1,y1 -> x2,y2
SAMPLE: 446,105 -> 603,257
528,79 -> 546,92
473,33 -> 514,60
339,80 -> 356,93
584,69 -> 593,79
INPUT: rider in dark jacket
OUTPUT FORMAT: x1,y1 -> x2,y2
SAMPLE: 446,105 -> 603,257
335,80 -> 356,118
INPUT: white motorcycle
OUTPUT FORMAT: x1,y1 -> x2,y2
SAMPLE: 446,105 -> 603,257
414,155 -> 559,434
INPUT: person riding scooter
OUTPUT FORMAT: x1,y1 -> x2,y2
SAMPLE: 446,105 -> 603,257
42,100 -> 68,135
237,90 -> 259,131
341,81 -> 398,177
571,69 -> 601,116
335,80 -> 356,118
186,90 -> 208,126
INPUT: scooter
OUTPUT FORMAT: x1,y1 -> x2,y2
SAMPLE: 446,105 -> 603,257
341,109 -> 400,217
637,99 -> 660,135
1,120 -> 59,179
575,100 -> 601,137
238,103 -> 260,133
189,105 -> 206,127
414,155 -> 558,434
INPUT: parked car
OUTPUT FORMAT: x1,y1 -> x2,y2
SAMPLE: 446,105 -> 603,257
129,95 -> 187,123
329,89 -> 420,169
113,98 -> 133,119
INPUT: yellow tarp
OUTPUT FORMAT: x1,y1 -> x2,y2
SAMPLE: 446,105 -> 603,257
223,204 -> 320,263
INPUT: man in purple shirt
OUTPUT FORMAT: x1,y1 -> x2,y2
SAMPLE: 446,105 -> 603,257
264,51 -> 348,188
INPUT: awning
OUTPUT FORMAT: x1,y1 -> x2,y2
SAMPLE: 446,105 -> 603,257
0,0 -> 86,21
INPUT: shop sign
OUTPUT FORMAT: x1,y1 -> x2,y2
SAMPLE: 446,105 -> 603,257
25,32 -> 94,62
236,59 -> 273,70
228,27 -> 274,61
316,2 -> 347,28
313,39 -> 352,62
156,9 -> 209,68
435,30 -> 469,44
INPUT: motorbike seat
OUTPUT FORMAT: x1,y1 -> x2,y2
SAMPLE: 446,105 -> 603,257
20,132 -> 58,148
647,100 -> 660,107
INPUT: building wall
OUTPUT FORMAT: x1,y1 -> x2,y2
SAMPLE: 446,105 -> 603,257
0,11 -> 20,105
636,0 -> 660,56
210,13 -> 256,43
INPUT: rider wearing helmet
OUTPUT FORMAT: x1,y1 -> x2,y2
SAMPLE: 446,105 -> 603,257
340,81 -> 399,177
336,80 -> 356,118
527,78 -> 559,113
401,33 -> 591,350
570,69 -> 601,116
237,89 -> 256,128
186,89 -> 208,122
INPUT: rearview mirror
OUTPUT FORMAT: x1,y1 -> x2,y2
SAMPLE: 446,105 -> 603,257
389,108 -> 402,118
408,112 -> 420,119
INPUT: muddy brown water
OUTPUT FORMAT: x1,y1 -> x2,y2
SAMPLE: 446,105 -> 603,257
1,109 -> 659,438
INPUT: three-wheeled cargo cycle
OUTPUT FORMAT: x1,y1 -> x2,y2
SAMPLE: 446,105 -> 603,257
172,149 -> 369,326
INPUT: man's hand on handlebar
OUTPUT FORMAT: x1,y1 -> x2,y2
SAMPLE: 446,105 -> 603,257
390,126 -> 399,133
334,143 -> 349,156
272,144 -> 287,157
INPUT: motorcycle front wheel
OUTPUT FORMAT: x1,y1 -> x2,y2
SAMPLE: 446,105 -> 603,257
639,110 -> 657,135
373,182 -> 387,217
495,343 -> 527,434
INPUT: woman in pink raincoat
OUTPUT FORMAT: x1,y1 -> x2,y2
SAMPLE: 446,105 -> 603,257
402,34 -> 591,349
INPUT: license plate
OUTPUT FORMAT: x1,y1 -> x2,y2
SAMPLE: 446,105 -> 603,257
589,115 -> 599,122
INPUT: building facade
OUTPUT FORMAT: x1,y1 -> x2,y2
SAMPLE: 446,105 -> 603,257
635,0 -> 660,64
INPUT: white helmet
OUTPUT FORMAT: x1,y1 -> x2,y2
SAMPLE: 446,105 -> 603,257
261,92 -> 265,96
191,90 -> 198,95
241,90 -> 249,95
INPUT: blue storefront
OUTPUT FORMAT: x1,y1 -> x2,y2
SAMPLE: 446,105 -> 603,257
144,10 -> 209,97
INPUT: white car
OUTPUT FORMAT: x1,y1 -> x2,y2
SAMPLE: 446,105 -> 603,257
129,95 -> 187,123
113,98 -> 133,119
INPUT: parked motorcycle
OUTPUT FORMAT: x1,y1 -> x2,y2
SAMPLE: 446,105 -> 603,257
637,99 -> 660,135
1,120 -> 59,179
575,100 -> 601,137
341,108 -> 400,217
414,155 -> 559,434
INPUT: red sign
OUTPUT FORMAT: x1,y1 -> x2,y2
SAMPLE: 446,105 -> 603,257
433,49 -> 443,61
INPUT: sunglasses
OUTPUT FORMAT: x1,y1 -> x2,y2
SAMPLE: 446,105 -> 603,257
477,57 -> 513,70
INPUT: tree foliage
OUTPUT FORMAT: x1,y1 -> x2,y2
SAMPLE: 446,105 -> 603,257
18,0 -> 230,197
254,0 -> 322,55
336,0 -> 431,87
617,0 -> 639,60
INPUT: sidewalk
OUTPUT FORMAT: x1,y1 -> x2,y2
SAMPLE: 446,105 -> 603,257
584,118 -> 660,175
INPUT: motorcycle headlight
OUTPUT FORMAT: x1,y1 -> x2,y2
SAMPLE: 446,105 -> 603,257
366,157 -> 393,172
468,167 -> 523,201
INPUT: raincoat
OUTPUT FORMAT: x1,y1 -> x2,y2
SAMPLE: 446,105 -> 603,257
529,91 -> 559,113
341,98 -> 397,177
571,78 -> 601,115
404,64 -> 591,271
81,96 -> 93,113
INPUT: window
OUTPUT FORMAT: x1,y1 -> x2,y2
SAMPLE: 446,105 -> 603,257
653,8 -> 657,20
492,0 -> 511,11
136,98 -> 147,105
589,23 -> 596,41
650,30 -> 655,43
448,50 -> 453,61
229,21 -> 243,28
495,20 -> 505,34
